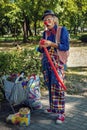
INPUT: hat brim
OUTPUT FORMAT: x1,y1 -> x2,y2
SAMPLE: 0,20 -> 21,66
42,13 -> 55,20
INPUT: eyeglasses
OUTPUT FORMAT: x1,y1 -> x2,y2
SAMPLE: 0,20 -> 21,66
43,17 -> 53,21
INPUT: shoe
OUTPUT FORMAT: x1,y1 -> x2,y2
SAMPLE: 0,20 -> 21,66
44,108 -> 52,113
56,114 -> 65,124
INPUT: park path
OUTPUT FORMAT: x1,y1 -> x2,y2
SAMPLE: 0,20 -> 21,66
0,92 -> 87,130
67,47 -> 87,67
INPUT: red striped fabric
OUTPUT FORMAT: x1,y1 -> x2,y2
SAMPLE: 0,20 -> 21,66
56,26 -> 69,64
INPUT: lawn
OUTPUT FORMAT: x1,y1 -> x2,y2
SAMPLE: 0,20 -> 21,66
65,67 -> 87,96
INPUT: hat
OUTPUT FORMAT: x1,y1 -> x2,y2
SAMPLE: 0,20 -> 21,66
42,10 -> 55,20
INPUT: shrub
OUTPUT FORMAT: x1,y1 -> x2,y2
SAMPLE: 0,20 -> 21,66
79,34 -> 87,42
0,48 -> 42,76
0,48 -> 45,101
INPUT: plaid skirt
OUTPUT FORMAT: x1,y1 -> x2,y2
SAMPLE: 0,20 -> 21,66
42,49 -> 65,114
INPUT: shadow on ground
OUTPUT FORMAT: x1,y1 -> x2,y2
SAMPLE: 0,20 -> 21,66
65,67 -> 87,96
0,93 -> 87,130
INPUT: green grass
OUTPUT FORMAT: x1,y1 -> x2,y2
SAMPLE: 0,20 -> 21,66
0,35 -> 21,42
0,35 -> 41,43
0,33 -> 87,42
70,32 -> 87,40
65,67 -> 87,95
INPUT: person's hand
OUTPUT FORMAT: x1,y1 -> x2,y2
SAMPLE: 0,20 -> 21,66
39,39 -> 52,48
44,40 -> 52,47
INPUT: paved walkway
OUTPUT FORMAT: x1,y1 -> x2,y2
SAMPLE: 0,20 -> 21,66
0,92 -> 87,130
67,47 -> 87,67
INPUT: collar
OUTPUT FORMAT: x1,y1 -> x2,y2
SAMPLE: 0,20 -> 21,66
46,25 -> 57,36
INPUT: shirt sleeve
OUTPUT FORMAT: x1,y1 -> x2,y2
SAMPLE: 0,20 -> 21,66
37,47 -> 44,53
58,27 -> 70,51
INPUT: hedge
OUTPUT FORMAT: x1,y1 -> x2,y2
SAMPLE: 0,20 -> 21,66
0,48 -> 42,76
79,34 -> 87,42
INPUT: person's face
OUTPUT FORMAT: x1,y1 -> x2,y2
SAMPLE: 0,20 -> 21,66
43,15 -> 55,29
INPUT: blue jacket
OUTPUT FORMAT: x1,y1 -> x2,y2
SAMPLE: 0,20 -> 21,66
37,25 -> 69,53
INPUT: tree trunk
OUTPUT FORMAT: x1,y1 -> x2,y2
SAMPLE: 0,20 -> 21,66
73,25 -> 77,34
23,13 -> 28,43
27,19 -> 33,36
23,19 -> 27,43
28,23 -> 33,36
34,21 -> 37,36
69,26 -> 72,33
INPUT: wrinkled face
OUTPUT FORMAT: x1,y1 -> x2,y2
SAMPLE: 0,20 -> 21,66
43,15 -> 55,29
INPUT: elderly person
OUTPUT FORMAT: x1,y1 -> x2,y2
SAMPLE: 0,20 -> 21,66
38,10 -> 69,124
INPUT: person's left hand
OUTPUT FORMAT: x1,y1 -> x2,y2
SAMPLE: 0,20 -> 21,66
44,40 -> 52,47
40,39 -> 52,48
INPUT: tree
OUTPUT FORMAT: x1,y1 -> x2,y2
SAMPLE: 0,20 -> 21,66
55,0 -> 87,34
0,0 -> 87,42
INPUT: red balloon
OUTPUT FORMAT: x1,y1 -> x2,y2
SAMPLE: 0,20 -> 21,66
44,48 -> 66,90
39,41 -> 67,91
40,39 -> 45,45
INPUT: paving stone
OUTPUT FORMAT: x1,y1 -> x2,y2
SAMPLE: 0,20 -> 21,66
0,94 -> 87,130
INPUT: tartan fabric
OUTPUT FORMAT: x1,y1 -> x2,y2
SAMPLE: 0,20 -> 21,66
51,84 -> 65,114
42,48 -> 65,114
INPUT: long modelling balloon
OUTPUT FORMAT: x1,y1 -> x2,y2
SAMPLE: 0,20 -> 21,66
40,39 -> 66,91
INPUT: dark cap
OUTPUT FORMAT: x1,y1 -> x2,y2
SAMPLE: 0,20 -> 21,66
42,10 -> 55,20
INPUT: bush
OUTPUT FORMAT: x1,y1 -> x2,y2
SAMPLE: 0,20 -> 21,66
0,48 -> 45,101
79,34 -> 87,42
0,48 -> 42,76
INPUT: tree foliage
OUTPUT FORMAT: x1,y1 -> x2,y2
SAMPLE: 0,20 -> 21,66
0,0 -> 87,41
